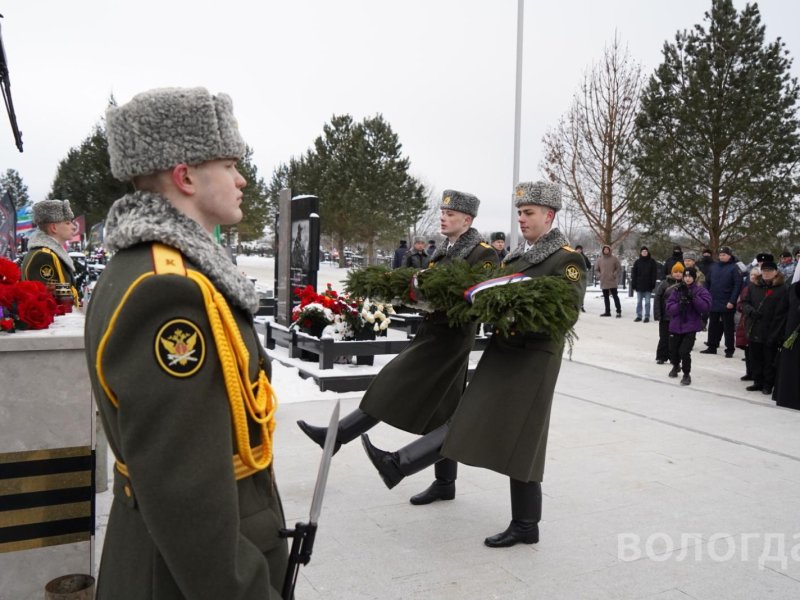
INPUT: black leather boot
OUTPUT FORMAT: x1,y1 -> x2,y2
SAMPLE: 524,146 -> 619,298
297,408 -> 378,455
361,425 -> 448,490
409,459 -> 457,505
484,479 -> 541,548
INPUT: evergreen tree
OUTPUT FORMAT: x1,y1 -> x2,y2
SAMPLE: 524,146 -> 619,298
268,114 -> 426,266
0,168 -> 30,208
49,125 -> 132,228
631,0 -> 800,251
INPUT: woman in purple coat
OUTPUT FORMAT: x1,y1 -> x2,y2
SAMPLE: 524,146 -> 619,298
666,267 -> 712,386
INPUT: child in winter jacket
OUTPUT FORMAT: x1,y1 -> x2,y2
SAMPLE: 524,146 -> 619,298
653,264 -> 685,363
666,267 -> 712,385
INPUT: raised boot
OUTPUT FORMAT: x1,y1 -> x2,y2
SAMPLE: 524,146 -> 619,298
409,458 -> 457,505
361,424 -> 448,490
484,479 -> 541,548
297,408 -> 379,455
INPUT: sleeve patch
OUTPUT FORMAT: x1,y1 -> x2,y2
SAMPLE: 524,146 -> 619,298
565,264 -> 581,282
39,264 -> 56,280
155,319 -> 206,377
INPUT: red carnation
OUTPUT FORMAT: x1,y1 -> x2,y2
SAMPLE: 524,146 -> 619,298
0,257 -> 21,285
17,298 -> 54,329
0,317 -> 14,331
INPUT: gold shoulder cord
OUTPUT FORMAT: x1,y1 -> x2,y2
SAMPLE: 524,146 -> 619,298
110,244 -> 277,482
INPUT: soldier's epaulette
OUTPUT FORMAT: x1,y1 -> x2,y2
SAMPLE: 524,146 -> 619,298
480,242 -> 493,249
561,245 -> 577,252
151,243 -> 186,276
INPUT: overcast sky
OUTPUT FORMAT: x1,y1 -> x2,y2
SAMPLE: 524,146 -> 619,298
1,0 -> 798,236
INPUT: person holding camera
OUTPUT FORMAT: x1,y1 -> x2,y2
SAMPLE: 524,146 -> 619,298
665,267 -> 712,386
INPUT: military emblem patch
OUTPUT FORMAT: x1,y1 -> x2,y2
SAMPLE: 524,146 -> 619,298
515,187 -> 525,198
483,260 -> 495,269
39,264 -> 55,280
443,196 -> 451,205
565,264 -> 581,282
155,319 -> 205,377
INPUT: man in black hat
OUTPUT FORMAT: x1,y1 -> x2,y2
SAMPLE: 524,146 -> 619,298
778,250 -> 795,281
392,239 -> 409,268
21,199 -> 79,300
701,246 -> 742,357
490,231 -> 507,260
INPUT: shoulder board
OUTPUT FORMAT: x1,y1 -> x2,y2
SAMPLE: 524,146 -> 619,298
561,245 -> 577,252
151,243 -> 186,276
480,242 -> 492,249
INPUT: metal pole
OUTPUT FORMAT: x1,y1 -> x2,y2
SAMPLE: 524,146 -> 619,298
508,0 -> 524,250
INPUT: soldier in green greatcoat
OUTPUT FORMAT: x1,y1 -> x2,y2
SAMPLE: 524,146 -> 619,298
85,88 -> 287,599
361,180 -> 585,547
21,199 -> 80,303
297,189 -> 498,505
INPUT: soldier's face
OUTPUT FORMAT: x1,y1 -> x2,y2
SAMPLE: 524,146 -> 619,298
491,240 -> 505,251
517,204 -> 553,243
440,210 -> 471,237
190,159 -> 246,232
50,220 -> 76,244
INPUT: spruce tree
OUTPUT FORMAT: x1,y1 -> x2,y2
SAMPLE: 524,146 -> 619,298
631,0 -> 800,251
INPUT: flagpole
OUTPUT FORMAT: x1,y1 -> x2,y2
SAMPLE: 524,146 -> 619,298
508,0 -> 524,250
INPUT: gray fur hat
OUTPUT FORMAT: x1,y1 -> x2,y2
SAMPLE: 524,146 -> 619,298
514,181 -> 562,211
33,199 -> 74,225
106,87 -> 246,181
440,189 -> 479,217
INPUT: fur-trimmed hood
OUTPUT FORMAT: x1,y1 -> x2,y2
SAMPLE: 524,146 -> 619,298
28,230 -> 76,274
429,227 -> 483,262
104,192 -> 260,314
504,228 -> 570,266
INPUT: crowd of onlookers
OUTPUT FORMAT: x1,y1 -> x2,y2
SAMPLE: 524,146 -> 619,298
592,244 -> 800,410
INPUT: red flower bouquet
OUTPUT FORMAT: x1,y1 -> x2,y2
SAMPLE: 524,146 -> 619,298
0,257 -> 63,333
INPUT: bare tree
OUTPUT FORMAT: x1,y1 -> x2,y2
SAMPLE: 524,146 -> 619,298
542,32 -> 643,247
554,192 -> 584,243
414,186 -> 441,241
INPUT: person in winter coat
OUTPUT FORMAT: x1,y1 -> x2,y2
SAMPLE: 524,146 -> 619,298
490,231 -> 508,260
403,236 -> 429,269
682,253 -> 705,287
631,246 -> 658,322
775,277 -> 800,410
736,268 -> 761,381
701,246 -> 743,357
742,261 -> 788,395
665,267 -> 712,386
360,180 -> 585,548
297,189 -> 498,505
778,251 -> 796,282
654,263 -> 685,364
392,240 -> 409,268
427,239 -> 437,257
696,249 -> 715,286
596,244 -> 621,317
663,245 -> 684,279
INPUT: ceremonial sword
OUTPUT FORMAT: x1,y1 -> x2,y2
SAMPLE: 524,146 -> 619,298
280,399 -> 340,600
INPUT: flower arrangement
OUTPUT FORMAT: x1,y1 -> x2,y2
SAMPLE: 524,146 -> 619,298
0,257 -> 63,333
290,283 -> 395,340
